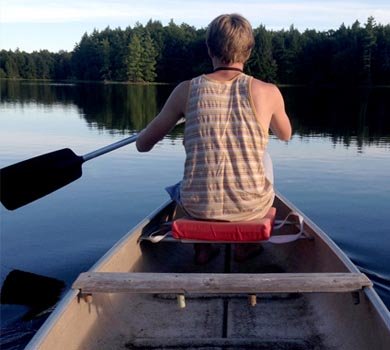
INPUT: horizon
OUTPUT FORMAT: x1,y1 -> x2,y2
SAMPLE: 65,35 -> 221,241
2,0 -> 390,53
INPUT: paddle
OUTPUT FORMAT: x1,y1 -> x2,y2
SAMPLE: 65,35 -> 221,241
1,269 -> 65,320
0,120 -> 184,211
0,135 -> 138,210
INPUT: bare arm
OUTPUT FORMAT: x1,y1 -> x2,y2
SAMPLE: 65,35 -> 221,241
269,85 -> 292,141
251,79 -> 291,141
136,81 -> 189,152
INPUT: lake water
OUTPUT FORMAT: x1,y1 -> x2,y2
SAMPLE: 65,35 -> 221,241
0,81 -> 389,348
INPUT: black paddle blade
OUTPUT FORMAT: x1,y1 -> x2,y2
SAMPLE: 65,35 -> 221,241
0,148 -> 83,210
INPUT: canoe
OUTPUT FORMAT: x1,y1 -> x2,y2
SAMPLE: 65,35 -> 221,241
25,193 -> 390,350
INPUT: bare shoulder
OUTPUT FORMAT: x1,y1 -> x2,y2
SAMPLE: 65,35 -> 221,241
251,78 -> 281,99
250,77 -> 291,140
172,80 -> 191,99
251,78 -> 286,114
167,80 -> 190,114
250,78 -> 285,115
156,80 -> 189,118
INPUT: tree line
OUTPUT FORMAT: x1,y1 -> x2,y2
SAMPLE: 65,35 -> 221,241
1,17 -> 389,85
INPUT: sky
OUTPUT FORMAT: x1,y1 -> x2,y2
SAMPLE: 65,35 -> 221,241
1,0 -> 390,53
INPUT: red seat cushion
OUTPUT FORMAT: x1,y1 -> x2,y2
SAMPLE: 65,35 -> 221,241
172,207 -> 276,242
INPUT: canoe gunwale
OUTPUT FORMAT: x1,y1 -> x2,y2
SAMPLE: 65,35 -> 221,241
276,191 -> 390,328
275,191 -> 360,272
24,289 -> 79,350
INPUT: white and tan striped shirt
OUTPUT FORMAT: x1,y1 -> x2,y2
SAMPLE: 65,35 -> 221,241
180,73 -> 274,221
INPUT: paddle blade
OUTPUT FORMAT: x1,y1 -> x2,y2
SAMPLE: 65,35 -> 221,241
0,148 -> 83,210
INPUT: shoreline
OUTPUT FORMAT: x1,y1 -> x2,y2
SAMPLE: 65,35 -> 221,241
1,78 -> 390,89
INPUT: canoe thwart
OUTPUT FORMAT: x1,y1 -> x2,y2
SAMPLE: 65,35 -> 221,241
72,272 -> 372,295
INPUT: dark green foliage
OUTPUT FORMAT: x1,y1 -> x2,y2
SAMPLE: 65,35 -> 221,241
1,18 -> 389,85
247,25 -> 278,82
126,33 -> 144,82
125,28 -> 158,82
141,31 -> 158,82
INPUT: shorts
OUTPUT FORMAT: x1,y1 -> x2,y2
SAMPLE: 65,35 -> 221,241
165,182 -> 182,204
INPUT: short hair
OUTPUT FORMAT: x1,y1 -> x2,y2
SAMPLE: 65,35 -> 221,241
206,14 -> 254,64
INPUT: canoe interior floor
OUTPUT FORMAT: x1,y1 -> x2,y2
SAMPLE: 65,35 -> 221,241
102,243 -> 331,350
120,291 -> 328,350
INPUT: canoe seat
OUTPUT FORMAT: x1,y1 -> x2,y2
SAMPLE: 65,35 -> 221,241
172,207 -> 276,242
73,272 -> 373,295
143,208 -> 307,244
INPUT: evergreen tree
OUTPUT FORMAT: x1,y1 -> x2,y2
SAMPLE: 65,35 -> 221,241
248,25 -> 277,82
4,52 -> 20,78
100,38 -> 111,80
72,32 -> 102,80
362,16 -> 376,84
23,54 -> 37,79
373,24 -> 390,84
53,51 -> 72,80
141,30 -> 157,81
15,50 -> 28,78
1,17 -> 390,85
126,33 -> 144,82
109,29 -> 128,81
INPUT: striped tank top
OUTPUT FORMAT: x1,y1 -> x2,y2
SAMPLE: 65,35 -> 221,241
180,73 -> 274,221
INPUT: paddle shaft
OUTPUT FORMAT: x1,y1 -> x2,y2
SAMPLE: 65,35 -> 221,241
82,134 -> 138,162
83,117 -> 184,162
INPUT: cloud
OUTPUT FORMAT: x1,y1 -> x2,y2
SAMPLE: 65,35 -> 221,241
2,0 -> 390,30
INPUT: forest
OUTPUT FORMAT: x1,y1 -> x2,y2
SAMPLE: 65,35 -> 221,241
1,17 -> 389,85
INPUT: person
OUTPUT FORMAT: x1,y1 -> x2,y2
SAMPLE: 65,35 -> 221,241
136,14 -> 292,264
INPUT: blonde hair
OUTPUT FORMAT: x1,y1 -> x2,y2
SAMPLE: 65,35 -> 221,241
206,14 -> 254,64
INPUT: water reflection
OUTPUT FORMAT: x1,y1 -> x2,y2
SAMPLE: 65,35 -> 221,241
1,80 -> 389,148
283,87 -> 390,150
73,84 -> 167,133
